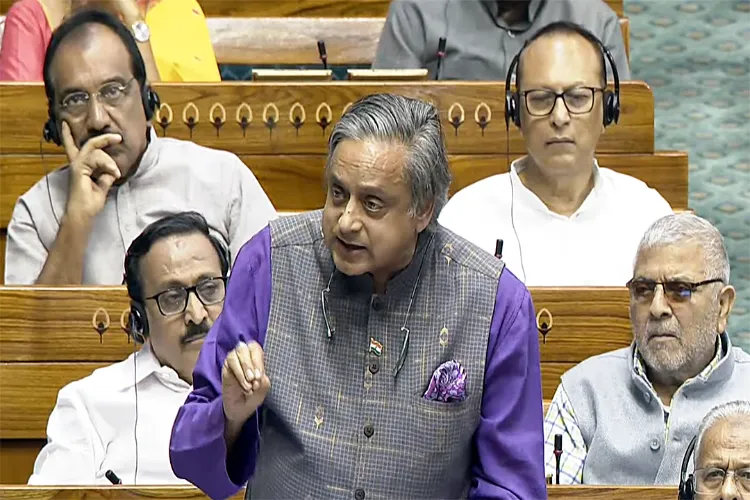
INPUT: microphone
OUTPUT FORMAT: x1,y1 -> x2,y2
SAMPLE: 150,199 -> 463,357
105,469 -> 122,485
317,40 -> 328,70
434,37 -> 447,80
554,434 -> 563,485
494,239 -> 504,260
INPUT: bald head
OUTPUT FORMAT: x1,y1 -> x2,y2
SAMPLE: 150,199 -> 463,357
515,25 -> 606,92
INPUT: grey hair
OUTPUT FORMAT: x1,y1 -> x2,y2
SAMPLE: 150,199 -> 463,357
636,213 -> 730,283
325,93 -> 452,229
694,400 -> 750,465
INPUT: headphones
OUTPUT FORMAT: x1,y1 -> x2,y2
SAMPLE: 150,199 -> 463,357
43,85 -> 160,147
127,233 -> 231,344
678,435 -> 698,500
504,30 -> 621,129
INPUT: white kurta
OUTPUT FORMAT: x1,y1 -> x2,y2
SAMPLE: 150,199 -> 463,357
439,159 -> 674,286
28,345 -> 192,486
5,127 -> 277,284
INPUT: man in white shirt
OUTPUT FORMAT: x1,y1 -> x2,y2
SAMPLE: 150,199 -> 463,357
29,211 -> 230,485
439,22 -> 672,286
4,9 -> 276,285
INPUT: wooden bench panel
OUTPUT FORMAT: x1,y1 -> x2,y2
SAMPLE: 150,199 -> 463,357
0,82 -> 655,156
0,1 -> 626,19
0,362 -> 110,439
0,287 -> 632,363
0,439 -> 44,484
208,17 -> 629,66
0,151 -> 688,231
0,287 -> 135,362
0,485 -> 246,499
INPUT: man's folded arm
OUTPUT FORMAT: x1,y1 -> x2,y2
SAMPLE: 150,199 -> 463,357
169,227 -> 272,500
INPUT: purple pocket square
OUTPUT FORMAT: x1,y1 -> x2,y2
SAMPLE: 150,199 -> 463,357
423,360 -> 467,403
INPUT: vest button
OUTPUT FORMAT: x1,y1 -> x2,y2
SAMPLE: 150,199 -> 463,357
643,392 -> 652,403
371,297 -> 385,311
650,438 -> 660,451
369,361 -> 380,374
364,424 -> 375,438
354,488 -> 366,500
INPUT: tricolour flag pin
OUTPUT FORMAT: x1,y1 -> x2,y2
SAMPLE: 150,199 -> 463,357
369,338 -> 383,357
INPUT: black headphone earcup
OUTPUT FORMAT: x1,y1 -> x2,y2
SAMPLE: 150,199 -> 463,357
43,118 -> 61,146
129,302 -> 149,343
142,85 -> 160,121
603,90 -> 620,127
511,93 -> 521,127
678,474 -> 695,500
505,93 -> 520,129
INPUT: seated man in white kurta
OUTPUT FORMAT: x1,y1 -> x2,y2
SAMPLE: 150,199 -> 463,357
28,212 -> 229,485
439,22 -> 672,286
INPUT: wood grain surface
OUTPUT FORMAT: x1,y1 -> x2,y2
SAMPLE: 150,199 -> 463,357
0,287 -> 633,364
0,82 -> 655,156
0,485 -> 246,499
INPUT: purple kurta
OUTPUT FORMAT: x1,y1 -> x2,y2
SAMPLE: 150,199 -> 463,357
170,226 -> 546,500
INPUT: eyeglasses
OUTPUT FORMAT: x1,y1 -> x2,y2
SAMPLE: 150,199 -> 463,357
59,78 -> 135,117
626,278 -> 724,303
146,277 -> 227,316
695,467 -> 750,494
522,86 -> 604,116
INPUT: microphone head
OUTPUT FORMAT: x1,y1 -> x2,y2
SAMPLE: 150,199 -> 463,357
438,37 -> 447,54
105,470 -> 122,484
554,434 -> 563,452
317,40 -> 327,58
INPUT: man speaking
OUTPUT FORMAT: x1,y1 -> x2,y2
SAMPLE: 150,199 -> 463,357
170,94 -> 546,500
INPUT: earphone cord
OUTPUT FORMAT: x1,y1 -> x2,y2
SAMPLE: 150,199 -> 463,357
507,125 -> 527,283
133,336 -> 139,485
40,141 -> 61,227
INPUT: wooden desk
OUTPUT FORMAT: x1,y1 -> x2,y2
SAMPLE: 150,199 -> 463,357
0,485 -> 675,499
0,0 -> 626,19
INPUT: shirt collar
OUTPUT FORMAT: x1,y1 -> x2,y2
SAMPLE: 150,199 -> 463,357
481,0 -> 546,30
123,343 -> 192,392
510,157 -> 603,218
127,126 -> 161,182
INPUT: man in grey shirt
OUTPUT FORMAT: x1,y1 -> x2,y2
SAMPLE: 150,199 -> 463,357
4,9 -> 276,285
373,0 -> 631,80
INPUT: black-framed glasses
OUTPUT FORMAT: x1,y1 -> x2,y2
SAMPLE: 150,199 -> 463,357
522,86 -> 604,116
626,278 -> 724,303
146,277 -> 227,316
695,467 -> 750,494
59,77 -> 136,117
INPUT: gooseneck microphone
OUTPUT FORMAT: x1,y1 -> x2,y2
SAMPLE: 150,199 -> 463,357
554,434 -> 563,485
317,40 -> 328,70
105,469 -> 122,485
434,37 -> 447,80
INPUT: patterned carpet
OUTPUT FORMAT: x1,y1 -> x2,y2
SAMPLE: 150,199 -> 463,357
627,0 -> 750,350
221,0 -> 750,351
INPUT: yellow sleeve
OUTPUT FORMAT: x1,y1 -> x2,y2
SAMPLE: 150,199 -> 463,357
145,0 -> 221,82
